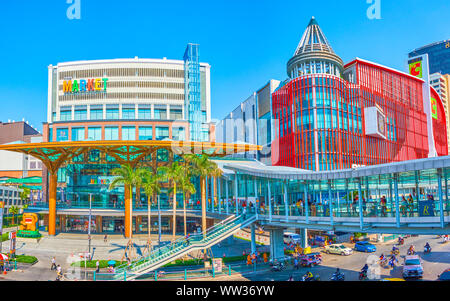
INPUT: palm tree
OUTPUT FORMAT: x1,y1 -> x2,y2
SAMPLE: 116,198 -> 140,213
141,169 -> 162,247
184,154 -> 222,237
19,187 -> 31,205
9,205 -> 19,225
159,162 -> 184,241
177,164 -> 196,237
109,164 -> 140,238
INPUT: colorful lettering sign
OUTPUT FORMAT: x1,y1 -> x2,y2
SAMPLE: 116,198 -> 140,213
63,78 -> 108,94
409,60 -> 423,78
431,97 -> 438,120
419,200 -> 435,217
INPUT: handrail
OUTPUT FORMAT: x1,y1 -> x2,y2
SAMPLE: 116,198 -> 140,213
113,213 -> 256,278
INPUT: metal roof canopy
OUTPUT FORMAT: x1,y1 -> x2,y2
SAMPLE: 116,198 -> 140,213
0,140 -> 261,174
222,155 -> 450,180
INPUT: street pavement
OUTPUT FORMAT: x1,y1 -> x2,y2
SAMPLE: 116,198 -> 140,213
0,233 -> 448,281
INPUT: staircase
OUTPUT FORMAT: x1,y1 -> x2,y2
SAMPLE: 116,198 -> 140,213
111,214 -> 256,281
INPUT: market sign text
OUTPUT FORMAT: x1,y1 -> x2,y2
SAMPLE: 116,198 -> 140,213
63,78 -> 109,94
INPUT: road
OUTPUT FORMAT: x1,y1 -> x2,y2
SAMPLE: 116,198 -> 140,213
227,235 -> 450,281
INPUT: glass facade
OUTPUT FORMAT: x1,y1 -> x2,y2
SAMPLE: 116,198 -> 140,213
155,126 -> 169,140
87,127 -> 102,140
56,128 -> 69,141
122,126 -> 135,140
105,127 -> 119,140
71,127 -> 85,141
409,40 -> 450,75
139,126 -> 153,140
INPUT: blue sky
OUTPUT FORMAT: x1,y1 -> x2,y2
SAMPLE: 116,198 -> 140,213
0,0 -> 449,132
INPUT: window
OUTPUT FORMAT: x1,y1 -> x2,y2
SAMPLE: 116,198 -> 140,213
105,127 -> 119,140
122,108 -> 135,119
201,111 -> 207,123
90,109 -> 103,120
87,127 -> 102,140
106,108 -> 119,119
155,126 -> 169,140
74,109 -> 87,120
170,109 -> 183,120
138,108 -> 151,119
154,109 -> 167,119
56,128 -> 69,141
172,127 -> 185,141
122,126 -> 135,140
139,127 -> 153,140
60,109 -> 72,121
71,128 -> 85,141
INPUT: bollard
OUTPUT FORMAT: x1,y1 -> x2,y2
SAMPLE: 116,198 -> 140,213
212,265 -> 215,278
155,270 -> 158,281
14,260 -> 17,271
124,270 -> 127,281
228,265 -> 231,276
93,271 -> 96,281
184,269 -> 187,280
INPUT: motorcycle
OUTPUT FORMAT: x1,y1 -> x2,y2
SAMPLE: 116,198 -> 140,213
271,262 -> 285,272
407,249 -> 415,256
379,258 -> 388,267
359,270 -> 368,281
398,238 -> 404,245
331,272 -> 345,281
300,273 -> 320,281
391,249 -> 399,256
424,246 -> 431,254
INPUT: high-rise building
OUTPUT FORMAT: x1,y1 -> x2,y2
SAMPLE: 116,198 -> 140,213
271,18 -> 448,171
215,80 -> 280,165
430,73 -> 450,152
408,40 -> 450,75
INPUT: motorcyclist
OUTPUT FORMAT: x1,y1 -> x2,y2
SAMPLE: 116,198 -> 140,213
361,264 -> 369,273
424,242 -> 431,252
288,275 -> 294,281
408,245 -> 415,255
305,271 -> 313,280
379,254 -> 385,261
392,245 -> 399,254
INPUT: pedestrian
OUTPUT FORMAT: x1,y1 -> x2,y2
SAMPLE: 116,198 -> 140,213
242,207 -> 247,219
185,233 -> 190,246
294,257 -> 299,270
104,233 -> 108,243
51,257 -> 56,270
56,264 -> 62,277
96,260 -> 100,273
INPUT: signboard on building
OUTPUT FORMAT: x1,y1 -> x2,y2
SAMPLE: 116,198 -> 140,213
418,200 -> 435,217
62,78 -> 109,94
212,258 -> 223,273
364,106 -> 386,139
0,201 -> 4,231
9,231 -> 16,257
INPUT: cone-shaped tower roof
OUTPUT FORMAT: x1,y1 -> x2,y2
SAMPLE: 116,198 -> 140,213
287,17 -> 343,78
293,16 -> 335,55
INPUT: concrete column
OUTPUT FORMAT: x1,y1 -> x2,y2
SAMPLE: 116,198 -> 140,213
438,169 -> 444,228
300,228 -> 308,248
328,181 -> 333,226
211,176 -> 215,213
218,177 -> 222,214
304,182 -> 309,223
225,179 -> 229,214
205,176 -> 209,212
283,181 -> 288,221
394,174 -> 400,228
358,178 -> 363,230
269,227 -> 285,261
234,172 -> 239,215
124,184 -> 133,238
48,172 -> 58,236
268,180 -> 272,222
250,223 -> 256,255
254,178 -> 258,219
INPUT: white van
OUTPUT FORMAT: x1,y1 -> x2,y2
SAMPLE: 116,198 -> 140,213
283,232 -> 302,245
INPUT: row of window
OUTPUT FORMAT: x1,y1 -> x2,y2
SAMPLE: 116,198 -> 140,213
57,107 -> 183,121
52,126 -> 186,142
58,68 -> 185,80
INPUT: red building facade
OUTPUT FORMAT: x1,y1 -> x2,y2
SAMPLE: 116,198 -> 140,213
272,58 -> 448,170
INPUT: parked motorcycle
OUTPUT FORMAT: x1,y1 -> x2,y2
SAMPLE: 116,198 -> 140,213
271,262 -> 285,272
359,270 -> 368,281
331,272 -> 345,281
300,273 -> 320,281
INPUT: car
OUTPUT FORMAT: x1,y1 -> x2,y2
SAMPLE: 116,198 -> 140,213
283,232 -> 302,245
299,252 -> 322,267
324,244 -> 353,256
437,268 -> 450,281
402,255 -> 423,279
354,241 -> 377,253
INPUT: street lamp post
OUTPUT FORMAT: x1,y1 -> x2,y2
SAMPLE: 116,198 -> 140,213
88,193 -> 92,257
158,195 -> 161,246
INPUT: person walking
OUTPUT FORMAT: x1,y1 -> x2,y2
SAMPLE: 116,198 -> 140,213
96,260 -> 100,273
51,257 -> 56,270
104,233 -> 108,243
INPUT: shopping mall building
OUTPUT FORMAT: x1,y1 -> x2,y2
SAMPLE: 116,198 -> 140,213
38,44 -> 217,234
271,17 -> 448,170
